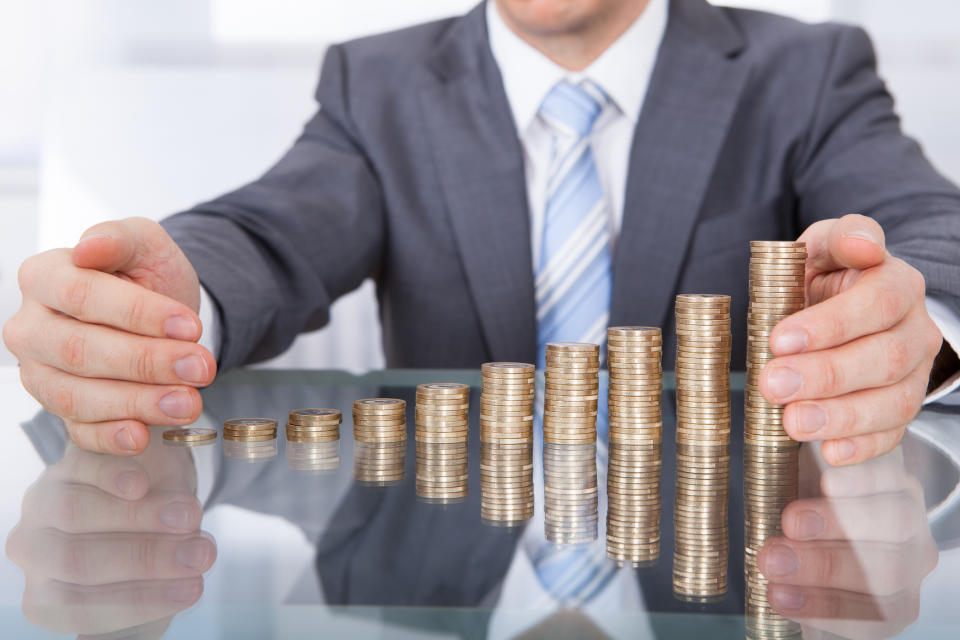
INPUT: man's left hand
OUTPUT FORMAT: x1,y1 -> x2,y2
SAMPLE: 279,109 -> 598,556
759,214 -> 943,466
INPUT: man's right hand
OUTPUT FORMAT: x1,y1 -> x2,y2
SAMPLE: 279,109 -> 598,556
2,217 -> 216,455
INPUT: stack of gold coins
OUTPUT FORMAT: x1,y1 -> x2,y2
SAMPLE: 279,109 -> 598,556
415,383 -> 470,503
745,241 -> 805,640
543,343 -> 600,445
480,441 -> 534,526
162,428 -> 217,446
544,442 -> 598,544
353,441 -> 406,486
606,326 -> 663,566
286,408 -> 341,443
479,363 -> 535,444
415,383 -> 470,443
606,442 -> 661,567
223,418 -> 278,441
479,363 -> 536,525
673,294 -> 731,602
353,398 -> 407,443
607,326 -> 663,445
286,441 -> 340,473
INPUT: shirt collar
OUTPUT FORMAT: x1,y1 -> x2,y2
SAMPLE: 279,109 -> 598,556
486,0 -> 669,133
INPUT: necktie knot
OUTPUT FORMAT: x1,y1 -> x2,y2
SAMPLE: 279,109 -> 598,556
539,80 -> 609,138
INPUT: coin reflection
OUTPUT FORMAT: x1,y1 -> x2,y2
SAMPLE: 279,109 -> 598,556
481,441 -> 535,526
606,442 -> 661,567
544,442 -> 598,544
353,440 -> 406,487
286,440 -> 341,474
416,441 -> 469,504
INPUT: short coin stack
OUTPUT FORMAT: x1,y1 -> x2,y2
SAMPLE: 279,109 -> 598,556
673,294 -> 731,602
287,440 -> 341,473
223,418 -> 278,442
285,408 -> 341,443
353,398 -> 407,443
606,326 -> 663,566
744,241 -> 805,640
415,383 -> 470,503
543,343 -> 600,445
479,363 -> 536,525
544,442 -> 599,544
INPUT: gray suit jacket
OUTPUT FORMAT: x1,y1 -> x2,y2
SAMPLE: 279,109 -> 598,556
162,0 -> 960,372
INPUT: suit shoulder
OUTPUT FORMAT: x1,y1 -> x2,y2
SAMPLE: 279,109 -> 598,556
334,16 -> 460,69
721,6 -> 870,61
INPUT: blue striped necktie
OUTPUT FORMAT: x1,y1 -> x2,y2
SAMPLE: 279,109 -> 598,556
535,79 -> 613,370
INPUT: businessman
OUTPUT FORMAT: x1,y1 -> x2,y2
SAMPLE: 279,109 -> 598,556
5,0 -> 960,462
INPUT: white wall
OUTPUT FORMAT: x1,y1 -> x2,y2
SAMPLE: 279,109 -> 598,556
2,0 -> 959,368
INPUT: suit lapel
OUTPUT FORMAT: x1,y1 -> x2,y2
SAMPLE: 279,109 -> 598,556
611,0 -> 750,329
419,6 -> 537,363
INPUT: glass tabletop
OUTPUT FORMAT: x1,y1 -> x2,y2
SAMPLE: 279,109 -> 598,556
2,367 -> 959,640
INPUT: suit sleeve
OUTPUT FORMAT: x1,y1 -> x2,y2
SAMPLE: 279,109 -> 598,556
792,25 -> 960,316
161,44 -> 384,371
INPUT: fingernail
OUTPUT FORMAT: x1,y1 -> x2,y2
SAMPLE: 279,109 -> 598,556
767,367 -> 803,400
164,315 -> 198,341
167,579 -> 202,604
114,427 -> 139,452
115,470 -> 140,496
795,510 -> 824,539
843,229 -> 880,246
772,329 -> 807,355
160,501 -> 196,531
796,403 -> 826,434
176,537 -> 212,570
174,355 -> 207,384
770,584 -> 804,611
159,390 -> 193,419
764,544 -> 799,577
834,439 -> 856,461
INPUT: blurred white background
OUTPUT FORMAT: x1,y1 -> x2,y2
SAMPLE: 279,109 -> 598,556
1,0 -> 959,369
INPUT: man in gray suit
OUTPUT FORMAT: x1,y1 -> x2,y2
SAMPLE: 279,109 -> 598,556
4,0 -> 958,465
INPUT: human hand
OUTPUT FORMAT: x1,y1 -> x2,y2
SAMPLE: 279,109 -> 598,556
5,439 -> 216,636
3,217 -> 216,455
759,214 -> 942,465
758,445 -> 938,639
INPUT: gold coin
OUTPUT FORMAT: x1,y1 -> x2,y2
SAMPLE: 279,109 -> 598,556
163,428 -> 217,443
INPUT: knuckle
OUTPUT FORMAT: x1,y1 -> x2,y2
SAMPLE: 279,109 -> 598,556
17,255 -> 39,293
815,547 -> 841,584
818,353 -> 845,394
137,538 -> 159,575
875,285 -> 903,328
60,333 -> 87,372
833,400 -> 858,438
62,274 -> 93,318
2,314 -> 24,354
55,488 -> 80,531
61,539 -> 88,583
124,294 -> 148,332
132,344 -> 158,382
926,322 -> 943,355
883,338 -> 911,383
53,384 -> 78,421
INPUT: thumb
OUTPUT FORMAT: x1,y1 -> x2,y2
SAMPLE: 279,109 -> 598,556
72,219 -> 142,273
799,214 -> 886,275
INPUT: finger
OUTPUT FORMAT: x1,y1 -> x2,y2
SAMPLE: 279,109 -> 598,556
762,312 -> 929,404
767,584 -> 919,640
78,616 -> 172,640
769,258 -> 920,356
780,493 -> 927,544
19,305 -> 215,386
23,576 -> 202,635
21,360 -> 202,426
822,425 -> 908,467
72,220 -> 145,274
21,484 -> 202,534
781,364 -> 930,443
19,250 -> 200,341
759,539 -> 917,595
63,419 -> 151,456
11,529 -> 215,585
48,447 -> 151,500
800,214 -> 886,275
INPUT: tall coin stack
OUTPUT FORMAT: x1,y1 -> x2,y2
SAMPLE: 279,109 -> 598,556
745,241 -> 805,640
415,383 -> 470,504
673,294 -> 731,602
544,442 -> 599,544
606,326 -> 663,566
479,363 -> 536,525
285,408 -> 341,443
543,343 -> 600,445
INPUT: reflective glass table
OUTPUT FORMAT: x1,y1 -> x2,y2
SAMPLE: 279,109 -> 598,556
1,367 -> 959,639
